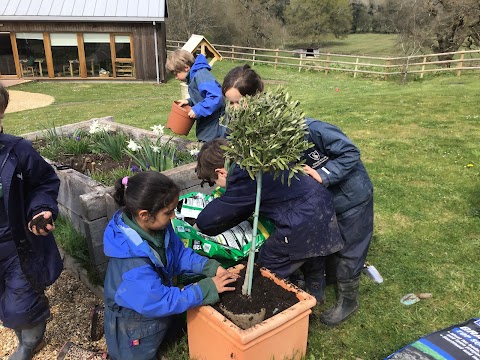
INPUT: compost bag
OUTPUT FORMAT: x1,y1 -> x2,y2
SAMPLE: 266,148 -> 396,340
386,318 -> 480,359
172,189 -> 275,262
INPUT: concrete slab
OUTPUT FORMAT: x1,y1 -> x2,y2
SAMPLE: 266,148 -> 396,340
0,79 -> 32,87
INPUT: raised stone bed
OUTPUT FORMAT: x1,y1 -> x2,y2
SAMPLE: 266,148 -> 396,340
22,117 -> 213,279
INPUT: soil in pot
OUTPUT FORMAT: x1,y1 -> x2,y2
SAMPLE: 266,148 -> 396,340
212,263 -> 299,329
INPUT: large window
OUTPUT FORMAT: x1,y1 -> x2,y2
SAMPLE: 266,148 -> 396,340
0,33 -> 16,76
114,35 -> 134,78
50,33 -> 80,78
15,32 -> 46,77
83,33 -> 112,78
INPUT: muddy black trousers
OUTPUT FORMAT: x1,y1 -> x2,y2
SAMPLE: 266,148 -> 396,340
0,246 -> 50,329
331,197 -> 374,281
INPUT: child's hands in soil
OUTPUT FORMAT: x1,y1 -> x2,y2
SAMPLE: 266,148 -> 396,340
28,211 -> 54,236
212,271 -> 239,294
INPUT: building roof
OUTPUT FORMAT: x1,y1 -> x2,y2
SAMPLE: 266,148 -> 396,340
182,34 -> 222,66
0,0 -> 168,22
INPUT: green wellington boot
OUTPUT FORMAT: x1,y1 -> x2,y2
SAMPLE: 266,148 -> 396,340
8,321 -> 46,360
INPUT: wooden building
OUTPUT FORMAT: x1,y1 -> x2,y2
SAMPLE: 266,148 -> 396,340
0,0 -> 168,82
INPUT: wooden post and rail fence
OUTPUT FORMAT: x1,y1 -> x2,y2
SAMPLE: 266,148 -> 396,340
166,40 -> 480,79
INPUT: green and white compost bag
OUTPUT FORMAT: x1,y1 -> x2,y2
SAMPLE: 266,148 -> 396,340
172,189 -> 275,262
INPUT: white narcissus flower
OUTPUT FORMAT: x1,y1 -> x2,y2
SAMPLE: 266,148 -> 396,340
151,125 -> 165,137
189,148 -> 200,156
127,139 -> 141,152
89,120 -> 100,134
151,145 -> 160,153
101,124 -> 111,132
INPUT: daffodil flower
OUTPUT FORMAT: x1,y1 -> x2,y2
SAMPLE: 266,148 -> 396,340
151,125 -> 165,137
127,139 -> 141,152
189,148 -> 200,156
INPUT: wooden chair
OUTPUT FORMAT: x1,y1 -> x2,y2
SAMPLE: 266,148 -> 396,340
20,60 -> 36,77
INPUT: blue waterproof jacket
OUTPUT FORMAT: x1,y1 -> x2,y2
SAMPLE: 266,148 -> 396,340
196,166 -> 343,261
0,134 -> 62,291
103,211 -> 219,318
304,118 -> 373,214
187,54 -> 225,142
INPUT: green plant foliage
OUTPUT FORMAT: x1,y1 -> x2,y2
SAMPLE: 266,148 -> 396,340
92,129 -> 129,162
224,87 -> 311,185
61,129 -> 92,155
54,215 -> 102,286
124,136 -> 177,172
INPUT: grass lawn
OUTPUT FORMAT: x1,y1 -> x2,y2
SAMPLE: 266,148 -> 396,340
320,33 -> 399,56
4,60 -> 479,359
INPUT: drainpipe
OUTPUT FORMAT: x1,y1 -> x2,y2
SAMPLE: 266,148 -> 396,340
153,21 -> 160,84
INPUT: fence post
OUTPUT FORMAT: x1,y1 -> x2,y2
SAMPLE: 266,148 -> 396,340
231,46 -> 235,62
325,52 -> 330,75
275,48 -> 279,70
299,54 -> 304,72
385,59 -> 391,80
420,56 -> 427,78
456,51 -> 465,77
252,49 -> 256,66
353,57 -> 359,78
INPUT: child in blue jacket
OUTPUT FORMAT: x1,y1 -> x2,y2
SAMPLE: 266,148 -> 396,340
222,65 -> 374,326
195,139 -> 344,303
103,171 -> 238,360
166,49 -> 225,142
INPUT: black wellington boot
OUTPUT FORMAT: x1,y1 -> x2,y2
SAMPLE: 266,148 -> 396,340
320,277 -> 360,326
8,321 -> 46,360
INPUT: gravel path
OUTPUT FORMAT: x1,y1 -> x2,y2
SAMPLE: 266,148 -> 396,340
4,90 -> 54,113
0,269 -> 107,359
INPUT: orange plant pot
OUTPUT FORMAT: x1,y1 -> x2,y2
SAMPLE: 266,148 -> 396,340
166,101 -> 194,135
187,266 -> 317,360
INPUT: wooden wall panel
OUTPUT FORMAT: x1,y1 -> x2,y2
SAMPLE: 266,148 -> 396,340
0,21 -> 167,81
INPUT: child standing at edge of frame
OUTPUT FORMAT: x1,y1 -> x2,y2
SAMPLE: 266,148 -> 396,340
221,65 -> 374,327
166,49 -> 225,142
0,84 -> 63,360
103,171 -> 238,360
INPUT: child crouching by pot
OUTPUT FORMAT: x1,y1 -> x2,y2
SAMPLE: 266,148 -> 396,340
103,171 -> 238,360
194,138 -> 344,304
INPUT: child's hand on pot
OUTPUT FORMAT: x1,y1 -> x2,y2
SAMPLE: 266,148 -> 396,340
176,99 -> 189,106
212,271 -> 239,293
188,109 -> 196,119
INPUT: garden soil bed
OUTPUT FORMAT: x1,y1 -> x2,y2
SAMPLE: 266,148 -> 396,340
213,264 -> 299,325
32,139 -> 132,174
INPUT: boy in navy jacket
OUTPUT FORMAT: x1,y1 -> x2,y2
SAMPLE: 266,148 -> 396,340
0,84 -> 62,360
194,139 -> 344,303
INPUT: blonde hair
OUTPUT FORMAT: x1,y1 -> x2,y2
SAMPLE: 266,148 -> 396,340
166,49 -> 195,73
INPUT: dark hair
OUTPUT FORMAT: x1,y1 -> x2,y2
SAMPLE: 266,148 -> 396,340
0,85 -> 9,115
196,138 -> 229,182
222,65 -> 264,96
113,171 -> 180,217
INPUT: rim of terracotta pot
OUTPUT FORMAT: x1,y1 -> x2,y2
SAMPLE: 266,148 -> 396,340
197,264 -> 317,344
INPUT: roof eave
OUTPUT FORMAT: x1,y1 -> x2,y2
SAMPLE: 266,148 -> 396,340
0,16 -> 166,22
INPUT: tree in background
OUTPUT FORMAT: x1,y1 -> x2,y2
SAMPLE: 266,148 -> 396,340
284,0 -> 352,47
166,0 -> 219,41
381,0 -> 480,63
166,0 -> 284,48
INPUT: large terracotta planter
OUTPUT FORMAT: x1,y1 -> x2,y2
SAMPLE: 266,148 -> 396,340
166,101 -> 194,135
187,266 -> 317,360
